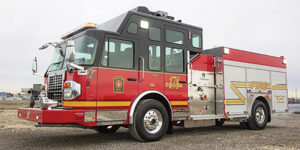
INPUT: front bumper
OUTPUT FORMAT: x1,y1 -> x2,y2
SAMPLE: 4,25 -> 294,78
17,107 -> 85,124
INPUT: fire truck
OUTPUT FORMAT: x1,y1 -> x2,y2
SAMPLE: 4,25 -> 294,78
18,6 -> 288,142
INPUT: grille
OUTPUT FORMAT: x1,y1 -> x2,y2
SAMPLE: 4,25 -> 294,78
48,74 -> 63,103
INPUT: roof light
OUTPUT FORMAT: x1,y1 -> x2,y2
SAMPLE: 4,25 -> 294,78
61,22 -> 96,40
224,48 -> 230,55
283,57 -> 287,64
140,20 -> 149,29
85,22 -> 95,28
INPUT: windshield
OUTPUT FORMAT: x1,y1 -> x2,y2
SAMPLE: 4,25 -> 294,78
48,44 -> 66,72
48,35 -> 98,72
73,35 -> 98,65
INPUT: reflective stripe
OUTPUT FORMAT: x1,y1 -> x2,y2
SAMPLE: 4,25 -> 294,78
230,83 -> 247,103
224,100 -> 244,104
63,101 -> 131,107
170,101 -> 188,106
63,101 -> 96,107
271,85 -> 287,89
97,101 -> 131,107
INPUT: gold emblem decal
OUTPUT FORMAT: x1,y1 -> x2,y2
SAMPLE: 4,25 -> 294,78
113,76 -> 124,93
166,76 -> 183,90
249,81 -> 270,90
275,95 -> 285,104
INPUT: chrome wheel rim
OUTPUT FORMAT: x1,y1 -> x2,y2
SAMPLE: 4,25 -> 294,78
143,109 -> 163,134
255,107 -> 265,124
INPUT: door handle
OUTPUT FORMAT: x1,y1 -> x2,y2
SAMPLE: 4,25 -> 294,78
179,81 -> 187,84
139,56 -> 145,82
127,78 -> 137,81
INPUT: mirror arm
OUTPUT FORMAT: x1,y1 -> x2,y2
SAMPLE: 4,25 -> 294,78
67,62 -> 84,70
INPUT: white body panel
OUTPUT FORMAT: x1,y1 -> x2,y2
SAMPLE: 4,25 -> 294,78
271,71 -> 288,112
224,60 -> 287,116
224,65 -> 247,115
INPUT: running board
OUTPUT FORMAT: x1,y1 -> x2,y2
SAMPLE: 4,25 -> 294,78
190,114 -> 224,120
227,114 -> 248,118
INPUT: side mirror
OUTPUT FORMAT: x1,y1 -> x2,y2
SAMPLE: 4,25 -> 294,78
32,57 -> 38,73
65,40 -> 75,63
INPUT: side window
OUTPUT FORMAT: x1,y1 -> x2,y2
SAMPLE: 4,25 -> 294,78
149,45 -> 161,71
101,38 -> 134,69
192,34 -> 202,48
166,29 -> 183,44
165,47 -> 183,73
127,22 -> 138,34
149,27 -> 161,41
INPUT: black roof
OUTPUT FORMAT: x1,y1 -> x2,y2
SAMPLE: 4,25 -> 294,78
96,6 -> 202,34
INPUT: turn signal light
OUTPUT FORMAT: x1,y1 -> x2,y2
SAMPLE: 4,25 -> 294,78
265,94 -> 269,99
64,83 -> 71,89
203,95 -> 208,100
40,85 -> 46,91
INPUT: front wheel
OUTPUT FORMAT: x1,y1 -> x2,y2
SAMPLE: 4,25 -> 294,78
130,99 -> 169,142
94,125 -> 120,133
247,101 -> 268,130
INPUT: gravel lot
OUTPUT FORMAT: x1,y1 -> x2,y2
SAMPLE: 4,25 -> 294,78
0,101 -> 299,150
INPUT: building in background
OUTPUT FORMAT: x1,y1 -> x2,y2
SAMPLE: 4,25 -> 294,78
0,88 -> 31,100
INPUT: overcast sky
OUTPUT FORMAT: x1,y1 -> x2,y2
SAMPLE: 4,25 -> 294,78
0,0 -> 299,96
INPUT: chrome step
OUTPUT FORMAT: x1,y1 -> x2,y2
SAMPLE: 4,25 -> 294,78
190,114 -> 224,120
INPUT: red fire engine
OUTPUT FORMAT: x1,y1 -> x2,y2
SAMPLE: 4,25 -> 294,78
18,6 -> 288,142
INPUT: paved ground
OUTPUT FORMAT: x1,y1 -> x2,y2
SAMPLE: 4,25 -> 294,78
0,108 -> 299,150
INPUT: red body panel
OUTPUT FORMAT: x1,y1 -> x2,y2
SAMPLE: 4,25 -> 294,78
97,67 -> 137,108
191,54 -> 214,72
65,68 -> 98,102
222,47 -> 286,68
164,73 -> 188,108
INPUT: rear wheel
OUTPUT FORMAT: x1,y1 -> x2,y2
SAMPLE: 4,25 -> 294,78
130,99 -> 169,142
247,101 -> 268,130
95,125 -> 120,133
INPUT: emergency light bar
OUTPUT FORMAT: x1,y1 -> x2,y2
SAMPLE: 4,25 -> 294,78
61,22 -> 96,40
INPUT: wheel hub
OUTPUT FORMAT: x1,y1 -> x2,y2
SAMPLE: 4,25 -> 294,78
255,106 -> 265,124
143,109 -> 163,134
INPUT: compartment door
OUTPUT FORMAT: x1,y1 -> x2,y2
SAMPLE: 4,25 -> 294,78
271,71 -> 288,112
224,65 -> 247,115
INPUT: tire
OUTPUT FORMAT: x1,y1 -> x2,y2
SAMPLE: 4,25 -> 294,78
247,101 -> 268,130
240,122 -> 249,129
94,125 -> 120,133
215,119 -> 225,126
130,99 -> 169,142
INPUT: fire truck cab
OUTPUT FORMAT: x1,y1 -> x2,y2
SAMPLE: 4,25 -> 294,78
18,6 -> 288,142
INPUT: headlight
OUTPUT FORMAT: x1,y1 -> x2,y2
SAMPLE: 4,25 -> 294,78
63,81 -> 81,100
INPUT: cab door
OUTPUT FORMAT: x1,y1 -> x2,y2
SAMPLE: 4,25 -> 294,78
163,26 -> 188,105
98,35 -> 139,107
138,24 -> 164,94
